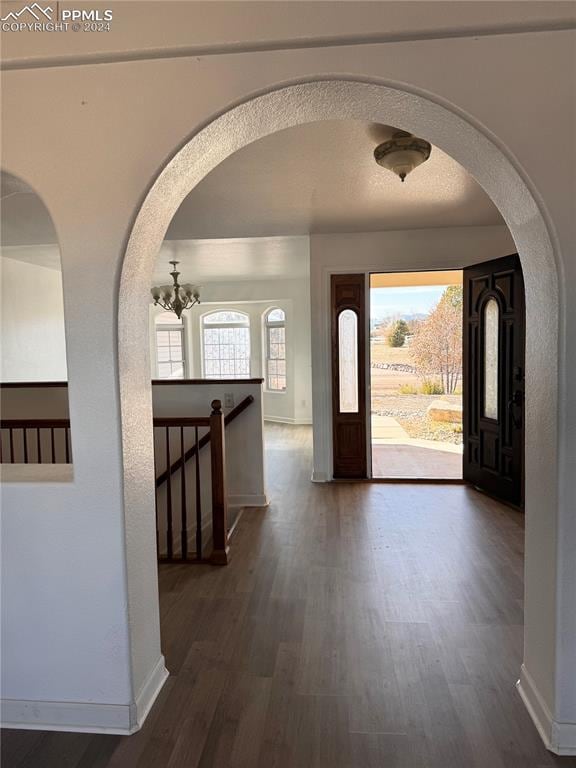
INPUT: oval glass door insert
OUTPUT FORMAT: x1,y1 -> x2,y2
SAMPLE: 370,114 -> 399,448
338,309 -> 359,413
483,298 -> 499,420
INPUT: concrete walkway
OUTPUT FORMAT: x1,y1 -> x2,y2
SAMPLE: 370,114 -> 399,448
371,414 -> 463,479
371,415 -> 411,443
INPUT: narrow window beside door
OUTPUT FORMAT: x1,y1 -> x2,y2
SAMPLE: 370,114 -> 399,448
483,298 -> 499,420
338,309 -> 359,413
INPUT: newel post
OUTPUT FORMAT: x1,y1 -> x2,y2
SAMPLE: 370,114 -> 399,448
209,399 -> 229,565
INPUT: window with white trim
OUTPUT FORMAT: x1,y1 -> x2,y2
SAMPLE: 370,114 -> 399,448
202,310 -> 251,379
155,313 -> 186,379
265,308 -> 286,391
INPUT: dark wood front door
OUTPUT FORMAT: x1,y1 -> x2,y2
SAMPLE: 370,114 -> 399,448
463,254 -> 525,507
331,274 -> 367,479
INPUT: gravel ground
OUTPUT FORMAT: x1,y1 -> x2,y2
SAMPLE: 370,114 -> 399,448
397,415 -> 463,445
372,394 -> 463,445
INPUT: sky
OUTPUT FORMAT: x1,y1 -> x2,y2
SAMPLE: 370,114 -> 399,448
370,285 -> 448,321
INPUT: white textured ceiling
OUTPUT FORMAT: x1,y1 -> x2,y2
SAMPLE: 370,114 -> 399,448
166,120 -> 503,239
2,121 -> 503,251
154,236 -> 309,284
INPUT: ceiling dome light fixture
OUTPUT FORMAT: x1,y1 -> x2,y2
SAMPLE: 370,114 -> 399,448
151,260 -> 200,319
374,130 -> 432,182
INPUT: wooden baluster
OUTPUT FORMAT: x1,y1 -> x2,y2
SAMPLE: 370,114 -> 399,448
153,428 -> 159,559
165,426 -> 173,560
0,421 -> 74,465
195,426 -> 202,560
209,400 -> 229,565
180,426 -> 188,561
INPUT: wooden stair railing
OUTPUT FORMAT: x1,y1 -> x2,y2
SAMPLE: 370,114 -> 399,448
1,396 -> 251,566
0,419 -> 72,463
152,399 -> 230,566
155,394 -> 254,488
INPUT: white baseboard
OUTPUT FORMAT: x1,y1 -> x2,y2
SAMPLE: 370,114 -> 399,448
311,470 -> 330,482
517,664 -> 576,755
264,416 -> 312,425
228,493 -> 269,508
133,655 -> 169,730
553,722 -> 576,757
0,698 -> 136,735
1,656 -> 169,735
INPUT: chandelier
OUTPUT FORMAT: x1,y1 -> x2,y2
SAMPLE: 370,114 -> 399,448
374,130 -> 432,182
151,260 -> 200,319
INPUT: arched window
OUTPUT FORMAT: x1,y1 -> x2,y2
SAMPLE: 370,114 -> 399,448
264,308 -> 286,391
154,312 -> 186,379
202,310 -> 250,378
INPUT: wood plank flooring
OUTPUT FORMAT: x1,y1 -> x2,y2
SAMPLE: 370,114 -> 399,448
3,423 -> 575,767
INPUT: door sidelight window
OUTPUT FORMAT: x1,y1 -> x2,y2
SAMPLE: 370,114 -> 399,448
483,298 -> 499,420
338,309 -> 359,413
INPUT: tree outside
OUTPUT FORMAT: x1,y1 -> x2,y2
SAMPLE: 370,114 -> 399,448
370,278 -> 464,455
388,319 -> 410,347
410,286 -> 463,394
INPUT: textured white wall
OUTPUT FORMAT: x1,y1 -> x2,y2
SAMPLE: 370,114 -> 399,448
1,12 -> 574,749
0,257 -> 67,382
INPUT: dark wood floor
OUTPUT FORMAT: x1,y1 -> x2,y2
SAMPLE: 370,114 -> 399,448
3,423 -> 575,767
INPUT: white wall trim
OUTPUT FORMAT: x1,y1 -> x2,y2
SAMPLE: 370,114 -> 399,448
0,655 -> 168,735
228,493 -> 269,508
0,698 -> 136,735
264,415 -> 312,425
517,665 -> 554,750
552,723 -> 576,756
133,654 -> 169,731
517,665 -> 576,756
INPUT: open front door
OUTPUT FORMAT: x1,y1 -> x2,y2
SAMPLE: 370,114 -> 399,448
331,274 -> 367,479
463,254 -> 525,507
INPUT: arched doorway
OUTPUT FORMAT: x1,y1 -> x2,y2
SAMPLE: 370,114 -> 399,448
119,79 -> 562,749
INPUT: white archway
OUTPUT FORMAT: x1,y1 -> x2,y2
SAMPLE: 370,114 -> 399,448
119,79 -> 562,749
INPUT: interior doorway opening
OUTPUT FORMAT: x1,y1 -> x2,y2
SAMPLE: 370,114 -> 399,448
118,79 -> 561,747
369,270 -> 464,480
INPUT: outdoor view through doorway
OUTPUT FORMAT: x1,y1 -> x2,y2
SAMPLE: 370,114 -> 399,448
370,270 -> 463,479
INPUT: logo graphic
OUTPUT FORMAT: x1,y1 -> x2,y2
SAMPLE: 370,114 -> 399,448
1,3 -> 52,21
1,2 -> 112,30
